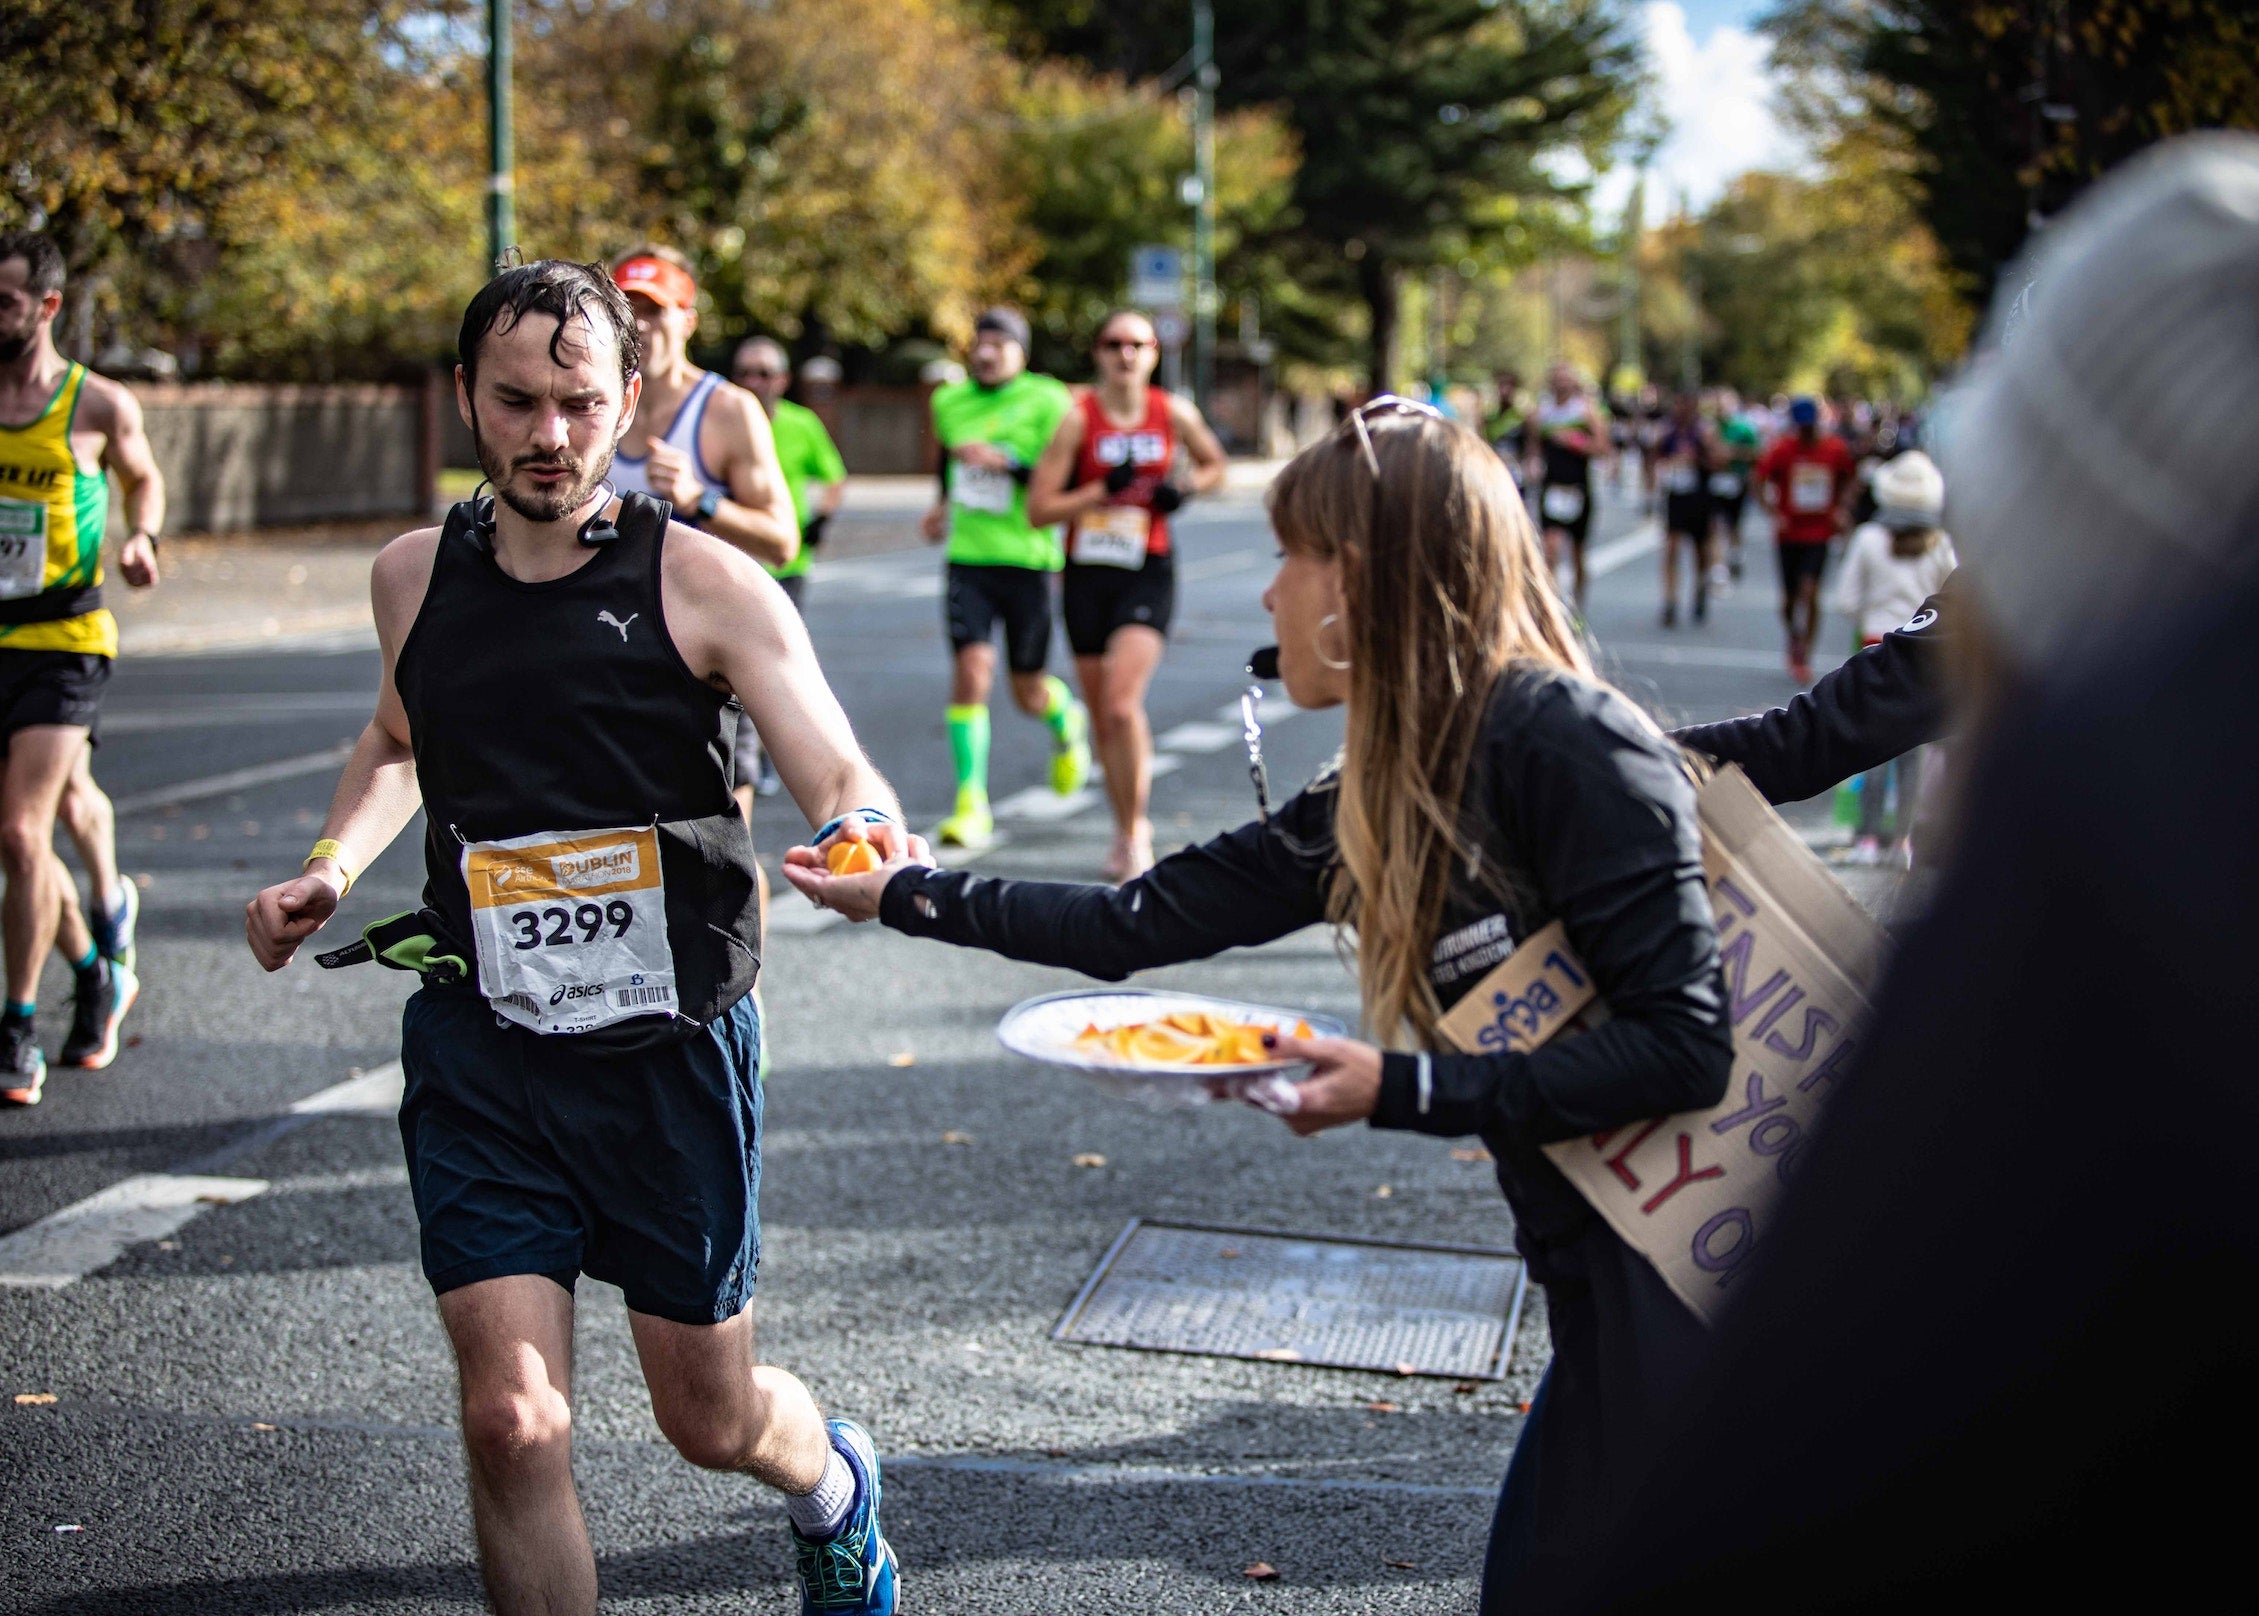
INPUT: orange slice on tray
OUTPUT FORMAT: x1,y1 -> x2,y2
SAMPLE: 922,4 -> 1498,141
1071,1013 -> 1316,1067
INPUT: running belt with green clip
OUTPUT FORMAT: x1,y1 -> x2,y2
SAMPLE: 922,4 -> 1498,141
315,909 -> 470,987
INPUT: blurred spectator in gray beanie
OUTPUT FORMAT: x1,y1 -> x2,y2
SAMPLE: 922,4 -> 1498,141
1942,132 -> 2259,672
1535,132 -> 2259,1613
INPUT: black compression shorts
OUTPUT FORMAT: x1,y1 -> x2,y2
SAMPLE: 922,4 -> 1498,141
1776,539 -> 1829,594
1664,492 -> 1711,539
0,649 -> 109,741
1062,556 -> 1175,658
1537,481 -> 1592,548
946,563 -> 1054,674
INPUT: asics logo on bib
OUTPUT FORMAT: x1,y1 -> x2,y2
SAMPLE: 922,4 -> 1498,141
597,610 -> 638,640
549,982 -> 611,1006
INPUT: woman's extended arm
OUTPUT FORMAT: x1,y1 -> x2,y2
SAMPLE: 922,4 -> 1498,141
1671,583 -> 1953,804
874,785 -> 1337,979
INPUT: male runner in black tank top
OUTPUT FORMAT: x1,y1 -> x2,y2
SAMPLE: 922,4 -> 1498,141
243,262 -> 910,1616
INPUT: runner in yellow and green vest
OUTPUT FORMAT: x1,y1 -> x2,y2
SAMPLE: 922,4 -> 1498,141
0,230 -> 165,1103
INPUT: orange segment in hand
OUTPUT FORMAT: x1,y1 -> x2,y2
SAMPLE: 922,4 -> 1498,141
827,839 -> 882,876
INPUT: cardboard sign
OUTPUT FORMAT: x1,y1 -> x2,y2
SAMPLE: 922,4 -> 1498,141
1434,766 -> 1886,1325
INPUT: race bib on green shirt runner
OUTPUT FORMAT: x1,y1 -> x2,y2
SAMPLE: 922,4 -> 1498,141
930,371 -> 1072,571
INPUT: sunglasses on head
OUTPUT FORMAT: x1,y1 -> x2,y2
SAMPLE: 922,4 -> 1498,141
1345,394 -> 1446,477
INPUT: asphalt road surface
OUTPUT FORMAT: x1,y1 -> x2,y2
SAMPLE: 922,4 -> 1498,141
0,470 -> 1865,1613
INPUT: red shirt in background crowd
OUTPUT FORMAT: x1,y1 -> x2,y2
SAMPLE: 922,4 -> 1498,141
1757,430 -> 1858,545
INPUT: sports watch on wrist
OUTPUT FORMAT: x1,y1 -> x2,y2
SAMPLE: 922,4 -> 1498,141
691,487 -> 724,527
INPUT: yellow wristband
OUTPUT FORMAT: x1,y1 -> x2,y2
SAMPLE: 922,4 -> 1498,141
305,839 -> 356,896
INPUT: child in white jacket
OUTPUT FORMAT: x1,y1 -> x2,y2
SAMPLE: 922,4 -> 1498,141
1834,451 -> 1957,862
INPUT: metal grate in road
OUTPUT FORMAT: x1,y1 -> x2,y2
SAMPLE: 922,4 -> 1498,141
1053,1219 -> 1528,1380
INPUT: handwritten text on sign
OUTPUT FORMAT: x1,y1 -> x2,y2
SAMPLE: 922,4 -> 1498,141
1433,766 -> 1883,1324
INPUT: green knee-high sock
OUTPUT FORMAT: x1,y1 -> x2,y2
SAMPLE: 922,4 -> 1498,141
1038,674 -> 1079,744
946,704 -> 991,799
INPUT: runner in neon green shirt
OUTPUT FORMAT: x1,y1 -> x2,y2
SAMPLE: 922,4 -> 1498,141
729,338 -> 851,803
732,340 -> 845,589
917,308 -> 1089,849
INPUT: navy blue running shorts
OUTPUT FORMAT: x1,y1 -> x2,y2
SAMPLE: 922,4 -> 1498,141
399,986 -> 763,1325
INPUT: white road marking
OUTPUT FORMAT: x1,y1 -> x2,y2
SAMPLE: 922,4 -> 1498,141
1156,720 -> 1239,753
112,742 -> 355,817
102,693 -> 375,735
993,786 -> 1099,822
1587,519 -> 1662,578
1149,754 -> 1184,780
1216,696 -> 1298,726
0,1174 -> 269,1289
1602,642 -> 1846,674
288,1062 -> 404,1117
1178,550 -> 1262,581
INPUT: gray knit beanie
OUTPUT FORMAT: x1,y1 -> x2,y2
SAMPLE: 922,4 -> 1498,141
1941,133 -> 2259,669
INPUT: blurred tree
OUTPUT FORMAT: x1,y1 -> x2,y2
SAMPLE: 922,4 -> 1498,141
0,0 -> 427,361
1000,63 -> 1299,372
989,0 -> 1640,390
533,0 -> 1033,354
1765,0 -> 2259,308
1642,141 -> 1971,399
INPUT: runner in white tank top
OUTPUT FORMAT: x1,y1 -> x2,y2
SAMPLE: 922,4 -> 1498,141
611,368 -> 724,498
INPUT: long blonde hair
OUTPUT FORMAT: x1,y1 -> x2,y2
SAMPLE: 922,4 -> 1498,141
1268,409 -> 1592,1047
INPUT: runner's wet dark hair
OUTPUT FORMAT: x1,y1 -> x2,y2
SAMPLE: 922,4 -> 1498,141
0,230 -> 67,296
459,260 -> 640,392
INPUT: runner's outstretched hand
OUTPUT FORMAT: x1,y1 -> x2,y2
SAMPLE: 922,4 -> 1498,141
246,870 -> 343,972
1246,1032 -> 1384,1137
781,816 -> 933,923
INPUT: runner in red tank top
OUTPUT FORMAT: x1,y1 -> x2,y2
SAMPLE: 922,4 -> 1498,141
1068,384 -> 1177,557
1027,309 -> 1228,880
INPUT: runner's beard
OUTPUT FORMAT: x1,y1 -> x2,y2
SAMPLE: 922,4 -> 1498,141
472,419 -> 618,524
0,329 -> 32,365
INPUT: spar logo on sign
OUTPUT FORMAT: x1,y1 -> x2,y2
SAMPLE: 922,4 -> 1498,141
551,842 -> 640,889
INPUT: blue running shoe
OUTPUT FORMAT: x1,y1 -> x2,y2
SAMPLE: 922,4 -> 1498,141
792,1418 -> 897,1615
94,881 -> 138,972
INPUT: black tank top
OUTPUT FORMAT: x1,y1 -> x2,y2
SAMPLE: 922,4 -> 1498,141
396,493 -> 761,1036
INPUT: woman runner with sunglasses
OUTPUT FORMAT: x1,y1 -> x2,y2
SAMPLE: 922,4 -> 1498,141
787,400 -> 1734,1605
1026,310 -> 1228,880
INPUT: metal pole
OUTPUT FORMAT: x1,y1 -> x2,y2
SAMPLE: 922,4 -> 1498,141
1619,168 -> 1644,389
487,0 -> 516,272
1192,0 -> 1217,414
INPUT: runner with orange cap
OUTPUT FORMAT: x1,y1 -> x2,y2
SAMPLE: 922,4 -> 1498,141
610,248 -> 800,1057
607,247 -> 796,572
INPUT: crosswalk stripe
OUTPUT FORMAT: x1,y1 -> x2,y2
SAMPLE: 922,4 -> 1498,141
0,1174 -> 269,1289
288,1062 -> 403,1116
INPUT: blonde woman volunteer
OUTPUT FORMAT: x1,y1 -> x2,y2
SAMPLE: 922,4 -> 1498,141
787,402 -> 1734,1602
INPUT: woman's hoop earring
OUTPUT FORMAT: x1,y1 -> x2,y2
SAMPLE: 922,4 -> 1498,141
1316,613 -> 1352,672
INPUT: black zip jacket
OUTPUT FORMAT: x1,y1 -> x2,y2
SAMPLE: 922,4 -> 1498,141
1671,585 -> 1952,804
880,666 -> 1734,1282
